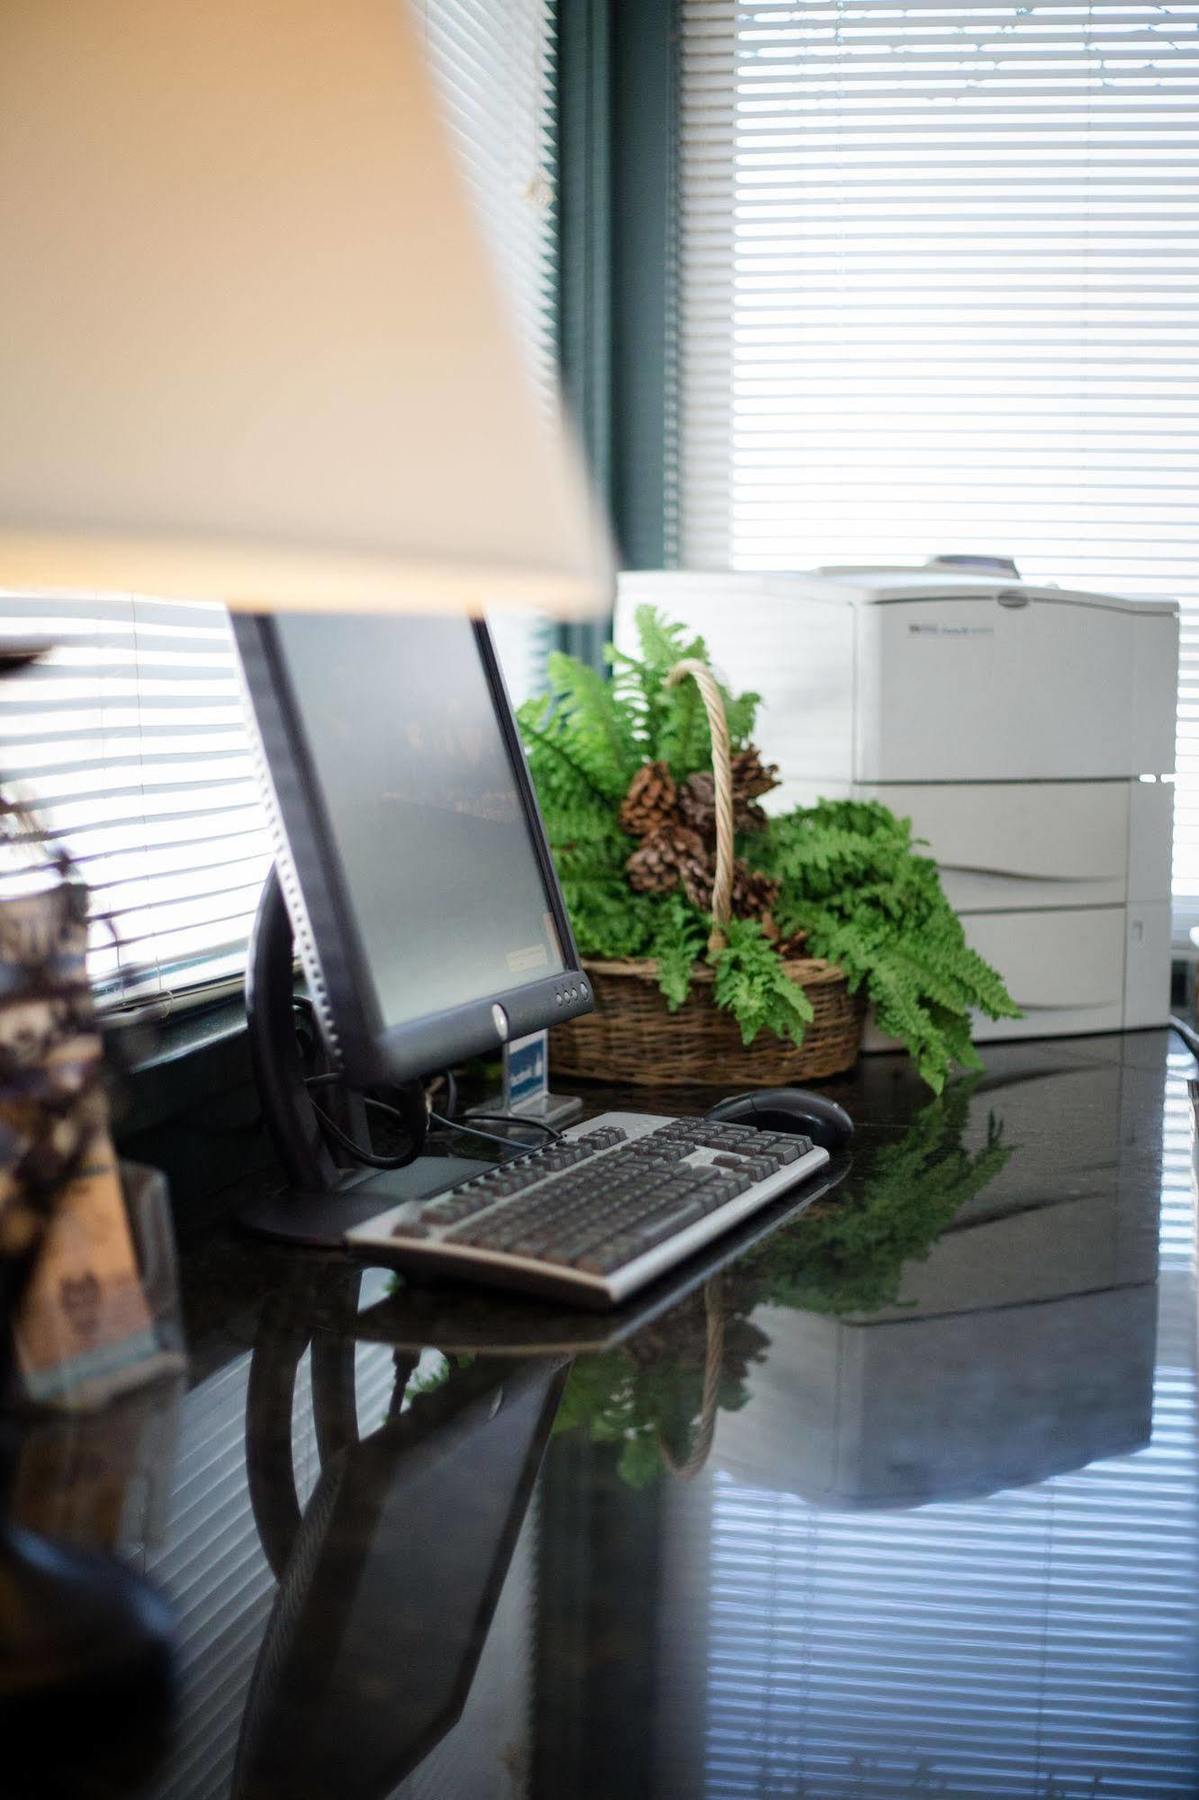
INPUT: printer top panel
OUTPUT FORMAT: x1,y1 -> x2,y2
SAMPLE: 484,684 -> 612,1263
622,567 -> 1179,616
815,570 -> 1179,615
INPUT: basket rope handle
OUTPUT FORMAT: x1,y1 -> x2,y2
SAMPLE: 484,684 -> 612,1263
656,1278 -> 726,1481
665,659 -> 734,954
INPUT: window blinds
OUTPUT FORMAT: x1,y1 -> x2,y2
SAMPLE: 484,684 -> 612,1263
703,1056 -> 1199,1799
675,0 -> 1199,938
0,594 -> 273,1013
0,0 -> 559,1010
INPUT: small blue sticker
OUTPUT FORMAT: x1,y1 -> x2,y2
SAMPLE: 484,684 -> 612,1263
505,1031 -> 548,1107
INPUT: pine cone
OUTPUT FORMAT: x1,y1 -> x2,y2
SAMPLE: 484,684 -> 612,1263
730,862 -> 781,922
678,770 -> 768,841
676,770 -> 716,840
775,928 -> 810,960
731,745 -> 781,802
680,857 -> 714,913
627,822 -> 709,897
619,760 -> 677,838
676,857 -> 778,921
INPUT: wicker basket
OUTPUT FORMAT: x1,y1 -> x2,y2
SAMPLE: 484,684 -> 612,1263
551,658 -> 864,1088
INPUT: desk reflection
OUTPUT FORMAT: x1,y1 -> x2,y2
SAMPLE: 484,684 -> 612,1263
236,1279 -> 565,1800
120,1036 -> 1183,1800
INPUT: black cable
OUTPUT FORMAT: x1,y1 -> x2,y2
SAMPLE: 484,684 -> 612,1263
426,1109 -> 553,1155
466,1111 -> 563,1143
302,1078 -> 414,1157
303,1075 -> 558,1167
307,1100 -> 416,1171
370,1093 -> 420,1126
303,1075 -> 424,1130
302,1078 -> 428,1170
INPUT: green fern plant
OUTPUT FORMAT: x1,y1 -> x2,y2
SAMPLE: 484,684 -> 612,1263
518,607 -> 1019,1091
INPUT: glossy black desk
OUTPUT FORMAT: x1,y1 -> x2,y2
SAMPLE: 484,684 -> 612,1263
13,1031 -> 1198,1800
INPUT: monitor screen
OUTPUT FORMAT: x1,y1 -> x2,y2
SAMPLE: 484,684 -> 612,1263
272,614 -> 565,1029
235,611 -> 587,1084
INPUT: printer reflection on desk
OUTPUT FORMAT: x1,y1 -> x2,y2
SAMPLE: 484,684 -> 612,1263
617,565 -> 1179,1040
707,1039 -> 1164,1509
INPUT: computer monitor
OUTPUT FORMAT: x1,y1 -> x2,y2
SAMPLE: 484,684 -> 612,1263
234,613 -> 592,1088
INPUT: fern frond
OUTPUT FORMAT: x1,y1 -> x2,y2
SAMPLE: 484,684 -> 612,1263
630,605 -> 760,771
709,920 -> 815,1048
541,651 -> 641,798
633,605 -> 709,673
650,893 -> 707,1011
560,876 -> 657,960
605,647 -> 658,760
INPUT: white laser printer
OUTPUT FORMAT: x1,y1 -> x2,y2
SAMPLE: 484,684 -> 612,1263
616,566 -> 1179,1040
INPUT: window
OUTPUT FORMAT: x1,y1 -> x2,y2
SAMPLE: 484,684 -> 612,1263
1,0 -> 559,1011
674,0 -> 1199,939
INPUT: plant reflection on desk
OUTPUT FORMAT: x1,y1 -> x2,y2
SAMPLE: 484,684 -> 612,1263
553,1079 -> 1013,1487
554,1283 -> 770,1488
750,1078 -> 1012,1318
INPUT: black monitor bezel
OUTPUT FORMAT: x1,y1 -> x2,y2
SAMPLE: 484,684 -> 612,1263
234,612 -> 591,1088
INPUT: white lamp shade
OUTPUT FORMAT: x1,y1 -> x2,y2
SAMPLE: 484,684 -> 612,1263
0,0 -> 611,616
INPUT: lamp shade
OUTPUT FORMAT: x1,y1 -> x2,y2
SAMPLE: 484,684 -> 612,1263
0,0 -> 611,616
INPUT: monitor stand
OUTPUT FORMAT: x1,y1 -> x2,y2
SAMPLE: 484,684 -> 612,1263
238,869 -> 477,1249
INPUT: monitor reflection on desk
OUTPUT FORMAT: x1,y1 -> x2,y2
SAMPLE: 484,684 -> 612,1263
233,1359 -> 565,1800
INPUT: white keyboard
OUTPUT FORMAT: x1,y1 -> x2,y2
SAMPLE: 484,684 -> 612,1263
345,1111 -> 831,1309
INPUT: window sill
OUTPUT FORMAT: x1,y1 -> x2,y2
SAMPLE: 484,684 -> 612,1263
119,995 -> 248,1077
110,994 -> 252,1142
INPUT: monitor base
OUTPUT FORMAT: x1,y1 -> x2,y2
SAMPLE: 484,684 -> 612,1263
239,1154 -> 481,1249
467,1090 -> 584,1130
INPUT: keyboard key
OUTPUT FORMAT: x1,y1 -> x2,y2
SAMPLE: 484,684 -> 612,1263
751,1134 -> 809,1161
762,1139 -> 802,1163
577,1126 -> 627,1148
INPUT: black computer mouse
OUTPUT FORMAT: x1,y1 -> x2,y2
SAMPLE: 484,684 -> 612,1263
706,1087 -> 854,1151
